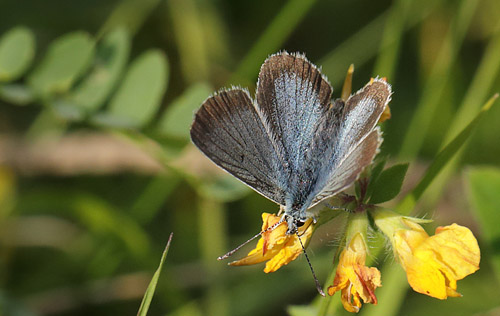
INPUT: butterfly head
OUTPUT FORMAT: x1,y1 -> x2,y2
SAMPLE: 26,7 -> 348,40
285,213 -> 308,235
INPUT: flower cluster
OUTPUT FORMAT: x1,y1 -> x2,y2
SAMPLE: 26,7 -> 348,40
229,205 -> 480,313
223,75 -> 480,313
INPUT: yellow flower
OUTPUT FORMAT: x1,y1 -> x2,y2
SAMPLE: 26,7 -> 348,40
229,213 -> 314,273
328,233 -> 382,313
374,209 -> 480,299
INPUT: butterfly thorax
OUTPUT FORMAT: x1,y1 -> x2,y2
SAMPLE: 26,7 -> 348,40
283,163 -> 322,233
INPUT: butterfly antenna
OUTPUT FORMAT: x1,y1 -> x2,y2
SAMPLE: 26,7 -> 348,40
297,232 -> 325,297
217,217 -> 284,261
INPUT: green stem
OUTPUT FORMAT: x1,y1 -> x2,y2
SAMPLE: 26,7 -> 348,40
198,198 -> 229,316
345,212 -> 369,245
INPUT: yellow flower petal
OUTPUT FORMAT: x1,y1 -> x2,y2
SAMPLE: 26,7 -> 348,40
264,238 -> 302,273
394,222 -> 480,299
229,213 -> 314,273
229,238 -> 278,266
428,224 -> 480,280
373,209 -> 481,300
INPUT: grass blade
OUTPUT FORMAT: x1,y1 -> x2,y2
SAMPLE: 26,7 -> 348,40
137,232 -> 173,316
398,0 -> 479,160
410,94 -> 498,202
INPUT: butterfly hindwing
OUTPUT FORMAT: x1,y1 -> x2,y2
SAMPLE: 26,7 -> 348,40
310,79 -> 391,206
311,127 -> 383,206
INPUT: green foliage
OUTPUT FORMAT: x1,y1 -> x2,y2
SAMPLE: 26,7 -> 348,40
287,305 -> 318,316
408,94 -> 498,205
28,31 -> 95,97
137,233 -> 173,316
157,82 -> 212,141
365,158 -> 386,200
107,50 -> 168,127
467,167 -> 500,283
232,0 -> 318,83
397,0 -> 478,160
0,26 -> 169,130
194,173 -> 249,202
70,27 -> 131,112
369,163 -> 408,204
0,26 -> 35,82
1,1 -> 500,316
354,95 -> 499,316
0,83 -> 34,105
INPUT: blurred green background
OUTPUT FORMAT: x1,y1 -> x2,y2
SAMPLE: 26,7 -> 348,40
1,0 -> 500,315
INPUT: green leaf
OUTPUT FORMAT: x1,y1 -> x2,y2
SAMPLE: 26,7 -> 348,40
27,31 -> 95,97
365,157 -> 387,201
137,232 -> 173,316
467,167 -> 500,283
369,163 -> 409,204
0,26 -> 35,82
70,28 -> 131,112
0,84 -> 34,105
108,50 -> 168,127
157,82 -> 212,140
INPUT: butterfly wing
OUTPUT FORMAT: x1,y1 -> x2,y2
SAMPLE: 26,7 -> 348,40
191,52 -> 391,213
190,88 -> 287,205
310,127 -> 383,205
256,52 -> 333,175
310,79 -> 392,206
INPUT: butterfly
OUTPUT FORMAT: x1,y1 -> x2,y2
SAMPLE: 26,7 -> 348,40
190,51 -> 391,235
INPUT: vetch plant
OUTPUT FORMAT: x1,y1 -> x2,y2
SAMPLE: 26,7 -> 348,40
191,55 -> 492,313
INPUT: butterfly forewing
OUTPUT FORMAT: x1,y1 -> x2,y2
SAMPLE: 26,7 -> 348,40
190,89 -> 287,205
256,52 -> 333,174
